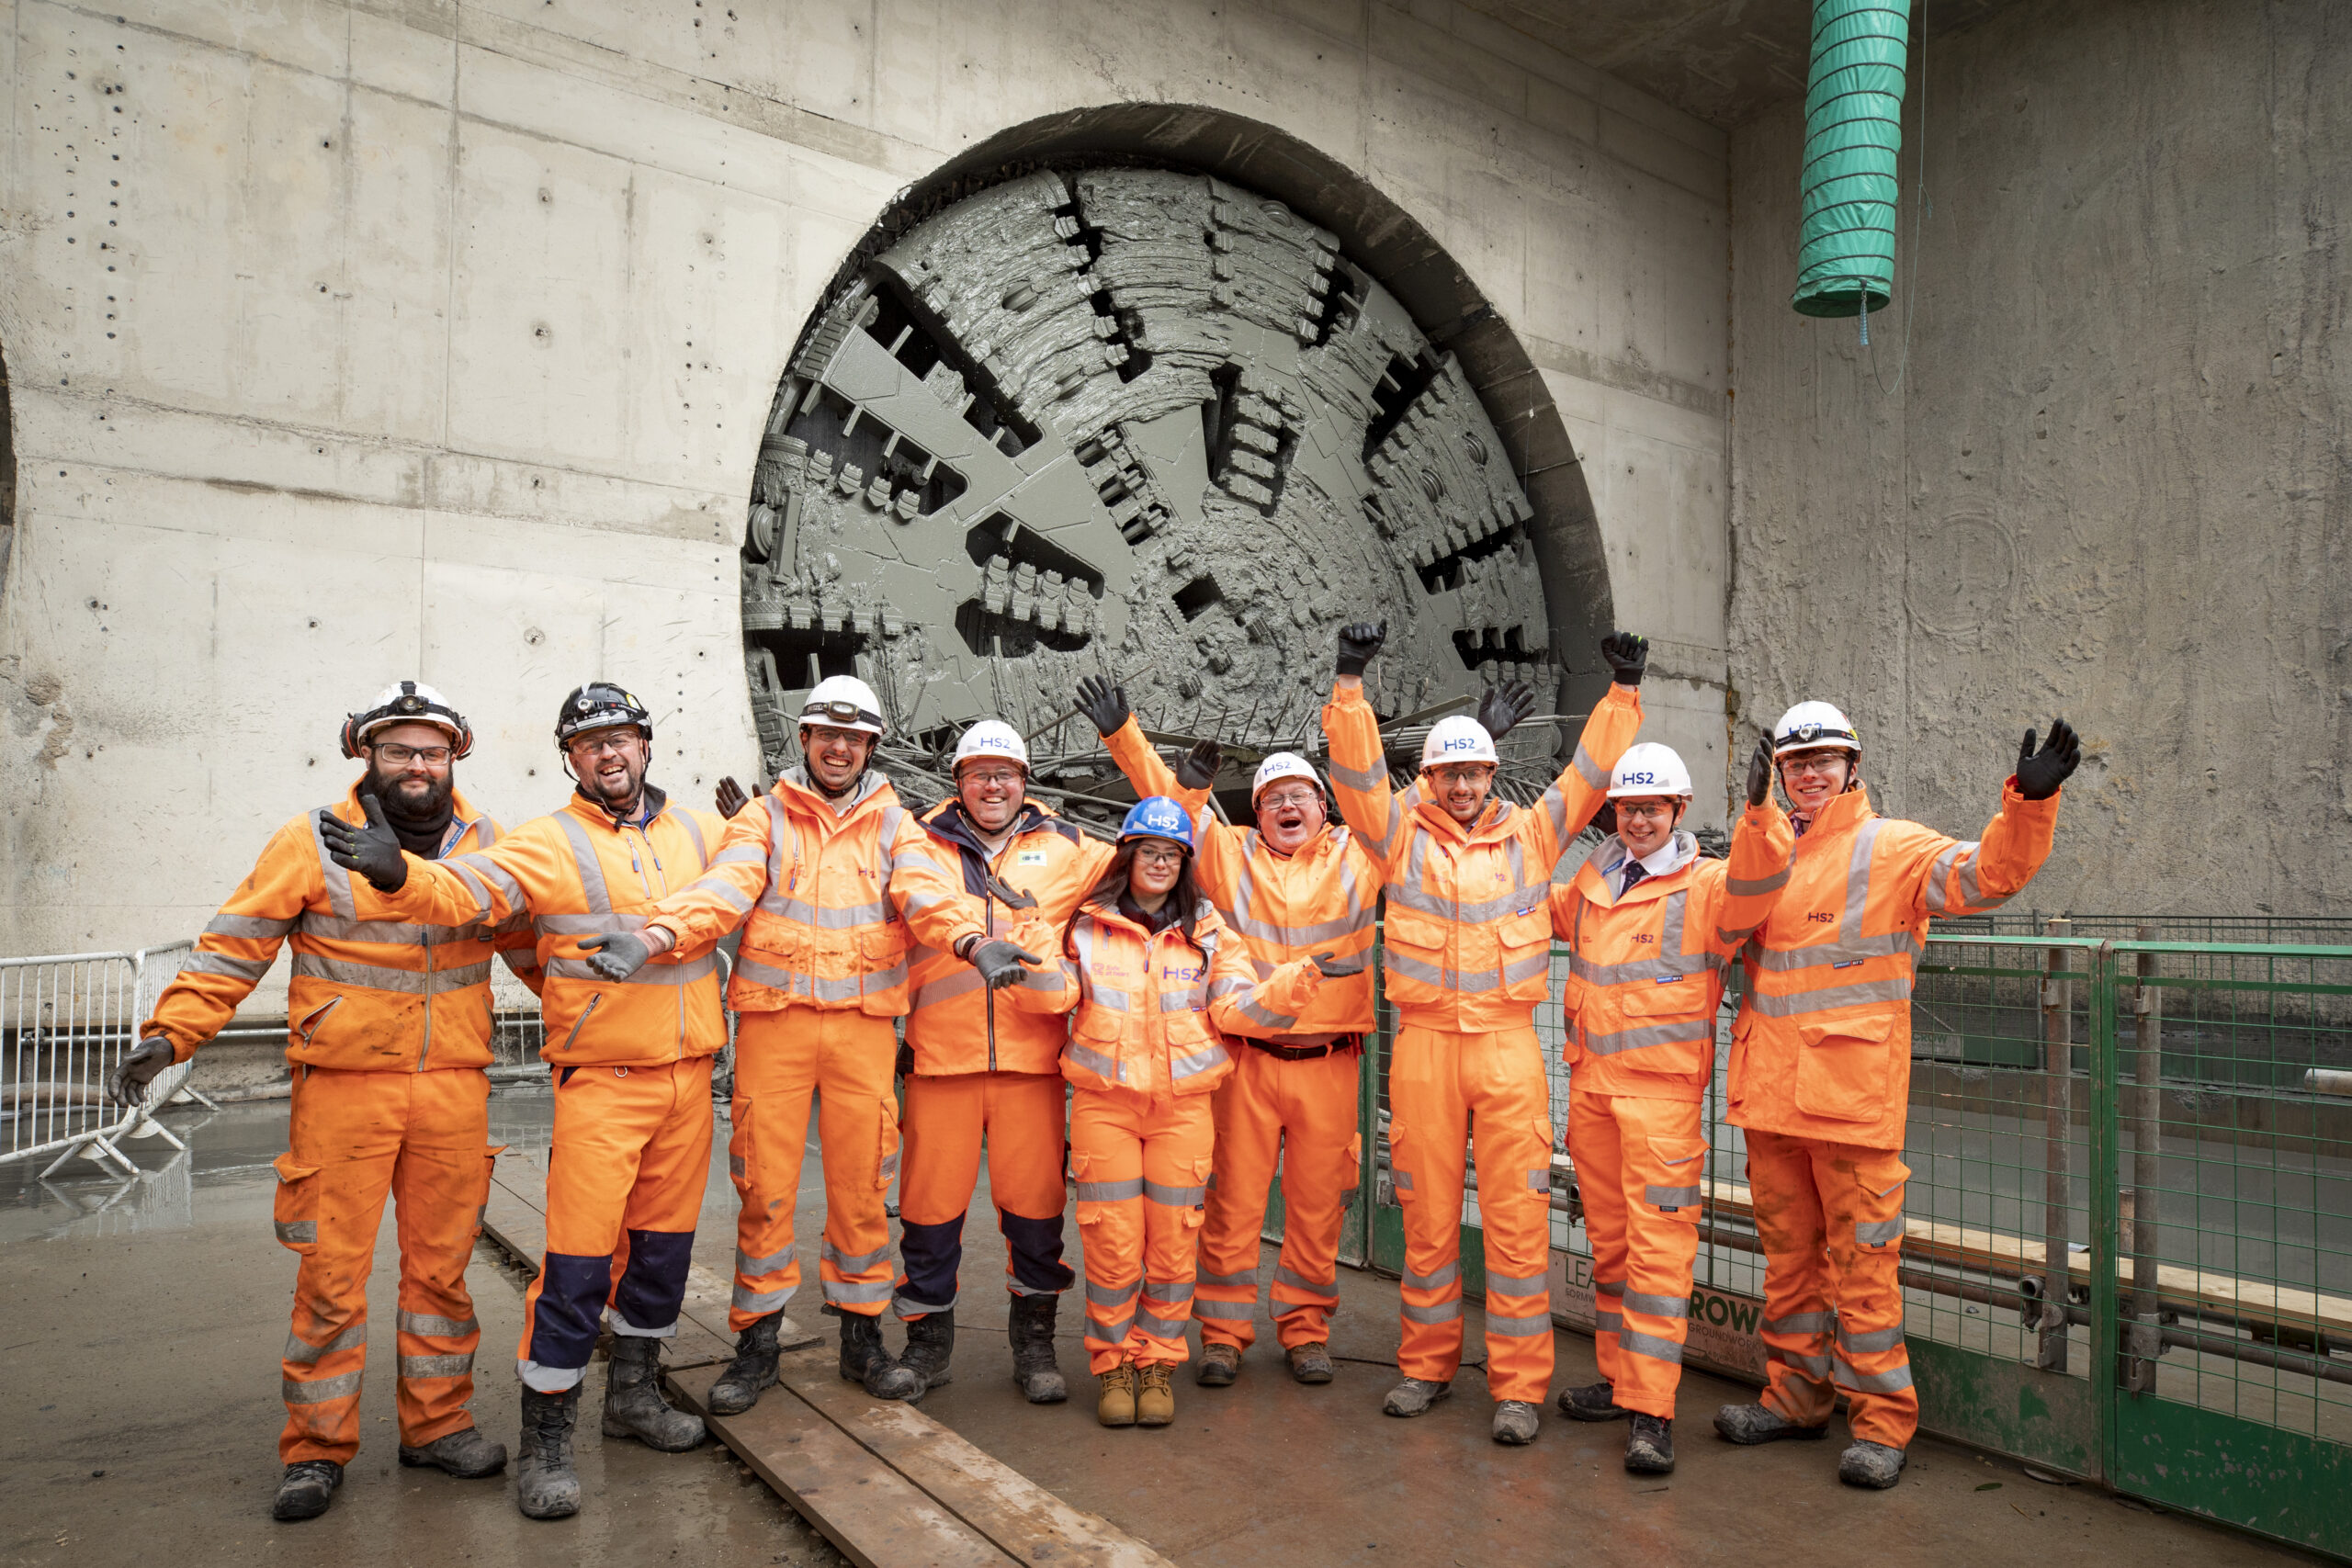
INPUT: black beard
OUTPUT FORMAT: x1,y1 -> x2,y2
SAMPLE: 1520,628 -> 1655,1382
369,765 -> 455,856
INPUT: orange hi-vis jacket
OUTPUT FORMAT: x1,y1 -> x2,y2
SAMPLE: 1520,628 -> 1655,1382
644,767 -> 983,1015
144,784 -> 537,1072
1728,781 -> 2060,1149
1011,899 -> 1328,1100
1103,719 -> 1381,1036
901,798 -> 1114,1076
1549,802 -> 1795,1101
1325,681 -> 1645,1032
379,786 -> 727,1067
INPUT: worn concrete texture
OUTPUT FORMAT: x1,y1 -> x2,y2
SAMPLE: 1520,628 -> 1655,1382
0,0 -> 1736,964
1725,0 -> 2352,917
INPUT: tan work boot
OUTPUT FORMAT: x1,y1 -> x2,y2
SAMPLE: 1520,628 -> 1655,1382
1136,1362 -> 1176,1427
1196,1342 -> 1240,1387
1097,1364 -> 1138,1427
1286,1341 -> 1335,1384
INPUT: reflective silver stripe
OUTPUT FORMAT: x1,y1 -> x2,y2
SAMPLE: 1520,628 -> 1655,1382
282,1371 -> 364,1404
449,852 -> 526,911
1086,1280 -> 1140,1308
822,1279 -> 895,1304
1391,1169 -> 1414,1192
1385,879 -> 1534,928
1501,951 -> 1551,985
1273,1266 -> 1335,1293
537,913 -> 652,936
729,1154 -> 746,1177
1596,1310 -> 1623,1333
1570,742 -> 1607,790
1328,756 -> 1384,792
206,912 -> 297,941
1088,1312 -> 1136,1342
1401,1299 -> 1462,1324
1855,1218 -> 1905,1246
396,1312 -> 477,1338
1834,1358 -> 1914,1393
1137,1308 -> 1192,1335
1485,1313 -> 1554,1337
1208,974 -> 1255,999
1838,1323 -> 1905,1354
753,892 -> 891,930
1568,952 -> 1724,986
311,811 -> 357,921
1385,952 -> 1498,992
820,1239 -> 891,1273
1623,1292 -> 1690,1319
1725,867 -> 1791,897
1233,995 -> 1297,1031
1747,931 -> 1923,971
1168,1042 -> 1230,1084
276,1221 -> 318,1246
1595,1278 -> 1626,1297
302,914 -> 455,944
1745,976 -> 1914,1016
1770,1348 -> 1836,1378
556,813 -> 614,914
184,948 -> 273,983
1198,1268 -> 1258,1289
293,952 -> 494,993
1524,1169 -> 1549,1191
283,1323 -> 366,1363
911,966 -> 986,1010
1019,965 -> 1067,993
1764,1311 -> 1835,1336
1143,1179 -> 1206,1206
673,809 -> 710,867
1955,843 -> 1998,911
1485,1269 -> 1548,1299
1585,1020 -> 1714,1057
1402,1260 -> 1457,1292
736,1245 -> 797,1275
893,1291 -> 956,1316
1076,1178 -> 1144,1201
709,844 -> 766,867
733,1284 -> 794,1313
1195,1300 -> 1254,1320
1618,1328 -> 1684,1363
1645,1184 -> 1702,1207
1142,1280 -> 1196,1303
698,880 -> 755,916
399,1353 -> 474,1380
879,1147 -> 900,1180
544,953 -> 717,987
1065,1041 -> 1125,1083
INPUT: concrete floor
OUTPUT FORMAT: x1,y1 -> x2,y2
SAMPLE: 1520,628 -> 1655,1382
0,1086 -> 2327,1568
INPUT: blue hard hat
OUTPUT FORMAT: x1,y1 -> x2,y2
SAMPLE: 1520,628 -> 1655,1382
1118,795 -> 1195,852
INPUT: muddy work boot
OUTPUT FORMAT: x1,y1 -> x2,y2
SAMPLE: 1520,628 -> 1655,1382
1007,1292 -> 1068,1404
514,1386 -> 582,1521
1492,1399 -> 1541,1446
1135,1362 -> 1176,1427
707,1310 -> 784,1416
1196,1342 -> 1240,1387
1625,1414 -> 1676,1474
270,1460 -> 343,1521
1286,1341 -> 1335,1385
1382,1377 -> 1452,1417
1097,1363 -> 1138,1427
1839,1438 -> 1908,1489
900,1310 -> 955,1395
602,1336 -> 706,1451
837,1308 -> 922,1401
397,1425 -> 508,1478
1714,1402 -> 1829,1445
1557,1379 -> 1632,1422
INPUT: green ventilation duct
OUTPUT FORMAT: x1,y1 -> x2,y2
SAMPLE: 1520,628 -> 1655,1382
1792,0 -> 1914,319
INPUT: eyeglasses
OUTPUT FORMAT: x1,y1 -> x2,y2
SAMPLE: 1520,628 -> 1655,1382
372,743 -> 453,766
1131,844 -> 1186,869
1427,764 -> 1494,786
566,733 -> 639,758
1258,788 -> 1322,812
1616,800 -> 1677,822
961,768 -> 1023,789
1780,750 -> 1850,777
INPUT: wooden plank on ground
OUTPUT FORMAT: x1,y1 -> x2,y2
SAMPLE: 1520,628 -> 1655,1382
670,1363 -> 1017,1568
776,1348 -> 1178,1568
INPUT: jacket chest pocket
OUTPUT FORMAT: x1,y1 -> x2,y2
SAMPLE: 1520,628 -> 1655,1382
1792,1014 -> 1897,1122
1618,976 -> 1703,1021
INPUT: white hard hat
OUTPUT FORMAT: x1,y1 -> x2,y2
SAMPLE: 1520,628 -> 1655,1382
954,720 -> 1028,773
1420,716 -> 1498,769
1606,742 -> 1692,798
1773,700 -> 1860,758
801,674 -> 886,737
1251,752 -> 1323,802
345,681 -> 472,759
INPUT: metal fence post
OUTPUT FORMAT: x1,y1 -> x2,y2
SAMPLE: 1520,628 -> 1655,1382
2085,942 -> 2120,1486
2123,929 -> 2165,1393
2036,917 -> 2073,1371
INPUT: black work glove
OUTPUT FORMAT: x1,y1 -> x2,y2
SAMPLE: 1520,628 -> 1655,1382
1747,738 -> 1775,808
895,1043 -> 915,1079
970,939 -> 1044,991
107,1036 -> 175,1107
2014,718 -> 2081,801
1310,951 -> 1368,979
318,795 -> 409,892
1335,621 -> 1386,677
1600,631 -> 1648,688
1476,678 -> 1536,741
1074,675 -> 1130,738
1175,739 -> 1223,791
715,776 -> 752,818
580,931 -> 656,982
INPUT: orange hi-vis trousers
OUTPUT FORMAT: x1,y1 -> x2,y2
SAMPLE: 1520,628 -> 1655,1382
1568,1088 -> 1706,1418
273,1065 -> 496,1465
518,1058 -> 712,1392
1195,1045 -> 1362,1351
894,1071 -> 1073,1318
1746,1129 -> 1918,1448
728,1008 -> 901,1328
1387,1024 -> 1556,1404
1070,1088 -> 1214,1375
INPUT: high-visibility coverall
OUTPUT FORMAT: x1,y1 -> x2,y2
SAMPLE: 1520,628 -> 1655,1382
641,768 -> 983,1328
892,797 -> 1112,1319
1102,720 -> 1380,1351
1326,679 -> 1643,1404
375,785 -> 726,1393
1009,897 -> 1326,1374
1548,803 -> 1793,1417
142,784 -> 538,1464
1728,780 -> 2058,1448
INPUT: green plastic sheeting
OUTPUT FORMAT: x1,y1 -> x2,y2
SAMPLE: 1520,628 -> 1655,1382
1792,0 -> 1913,318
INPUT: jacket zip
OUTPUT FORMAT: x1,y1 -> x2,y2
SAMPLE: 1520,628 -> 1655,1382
418,931 -> 435,1072
561,993 -> 602,1051
296,996 -> 344,1045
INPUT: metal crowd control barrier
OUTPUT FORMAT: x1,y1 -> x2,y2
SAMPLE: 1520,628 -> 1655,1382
1350,928 -> 2352,1561
1,942 -> 198,1177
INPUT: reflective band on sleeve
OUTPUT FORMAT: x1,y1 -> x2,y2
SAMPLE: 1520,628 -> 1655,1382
1076,1177 -> 1145,1202
1485,1269 -> 1548,1300
1838,1323 -> 1905,1354
1725,868 -> 1791,897
1855,1218 -> 1905,1246
1402,1259 -> 1457,1292
206,912 -> 298,941
1400,1299 -> 1462,1324
398,1352 -> 474,1380
396,1311 -> 477,1339
544,954 -> 717,987
1622,1291 -> 1690,1319
733,1284 -> 794,1314
1570,743 -> 1607,789
1143,1179 -> 1206,1206
283,1322 -> 366,1363
1645,1184 -> 1702,1208
1764,1311 -> 1835,1336
185,948 -> 274,983
282,1371 -> 364,1404
276,1220 -> 318,1246
1485,1313 -> 1554,1337
736,1244 -> 797,1275
535,913 -> 651,936
1618,1329 -> 1685,1363
450,852 -> 527,910
1834,1357 -> 1915,1393
709,844 -> 766,867
1328,757 -> 1385,792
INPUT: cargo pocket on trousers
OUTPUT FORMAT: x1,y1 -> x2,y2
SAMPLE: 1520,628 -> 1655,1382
1340,1132 -> 1364,1199
273,1154 -> 322,1255
876,1101 -> 902,1190
1643,1136 -> 1708,1223
1386,1119 -> 1416,1206
474,1144 -> 508,1238
1850,1155 -> 1911,1254
1182,1156 -> 1212,1230
1071,1152 -> 1112,1230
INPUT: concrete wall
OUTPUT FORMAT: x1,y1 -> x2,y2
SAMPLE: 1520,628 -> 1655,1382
1727,0 -> 2351,917
0,0 -> 1734,970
